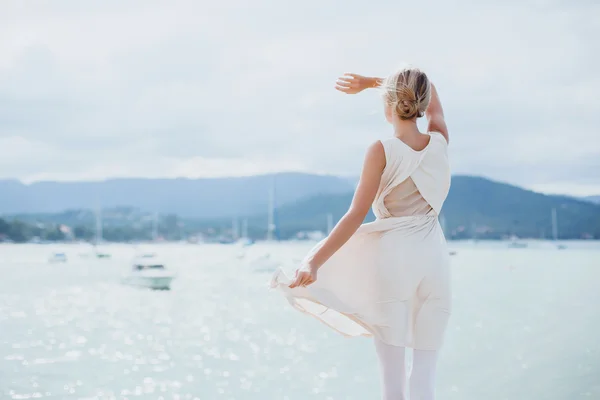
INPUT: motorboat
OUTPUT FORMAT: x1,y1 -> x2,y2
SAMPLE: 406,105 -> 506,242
122,254 -> 175,290
507,235 -> 528,248
48,252 -> 68,263
95,249 -> 111,258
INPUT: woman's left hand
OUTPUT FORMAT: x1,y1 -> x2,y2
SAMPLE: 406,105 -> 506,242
289,264 -> 318,288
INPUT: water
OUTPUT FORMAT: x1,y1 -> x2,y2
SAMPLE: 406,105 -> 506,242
1,241 -> 599,399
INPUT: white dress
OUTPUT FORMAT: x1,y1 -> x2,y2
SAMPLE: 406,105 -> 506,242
270,132 -> 452,351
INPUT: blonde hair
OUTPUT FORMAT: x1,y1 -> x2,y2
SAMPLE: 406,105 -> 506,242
382,67 -> 431,120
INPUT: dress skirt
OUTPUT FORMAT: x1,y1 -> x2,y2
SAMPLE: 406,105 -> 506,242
271,215 -> 451,351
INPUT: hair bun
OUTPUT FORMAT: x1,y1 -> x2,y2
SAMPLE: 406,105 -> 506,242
382,67 -> 431,120
395,99 -> 419,120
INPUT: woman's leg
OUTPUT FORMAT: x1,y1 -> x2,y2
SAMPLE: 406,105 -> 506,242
409,349 -> 438,400
374,338 -> 407,400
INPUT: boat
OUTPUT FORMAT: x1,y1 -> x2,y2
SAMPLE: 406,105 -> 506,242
232,218 -> 254,252
48,252 -> 68,263
234,236 -> 254,259
551,208 -> 567,250
266,179 -> 277,242
237,219 -> 254,247
93,204 -> 111,258
507,235 -> 528,248
122,254 -> 175,290
236,237 -> 254,247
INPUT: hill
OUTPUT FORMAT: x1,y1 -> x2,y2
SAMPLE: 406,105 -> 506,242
270,176 -> 600,239
2,175 -> 599,242
583,195 -> 600,204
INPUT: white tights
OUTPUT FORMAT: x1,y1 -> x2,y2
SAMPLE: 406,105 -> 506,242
374,338 -> 439,400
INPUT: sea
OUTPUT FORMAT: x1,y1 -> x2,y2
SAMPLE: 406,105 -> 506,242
1,241 -> 599,400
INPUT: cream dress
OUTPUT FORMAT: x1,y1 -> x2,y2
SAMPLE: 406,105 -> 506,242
270,132 -> 452,351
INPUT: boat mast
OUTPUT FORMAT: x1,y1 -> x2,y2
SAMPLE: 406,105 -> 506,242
152,211 -> 158,242
241,218 -> 248,238
267,183 -> 275,241
95,204 -> 102,246
232,217 -> 239,240
551,208 -> 558,241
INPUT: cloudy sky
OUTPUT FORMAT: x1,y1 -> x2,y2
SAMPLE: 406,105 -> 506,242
1,0 -> 598,195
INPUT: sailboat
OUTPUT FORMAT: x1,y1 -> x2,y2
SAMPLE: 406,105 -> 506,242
552,208 -> 567,250
261,177 -> 278,243
235,218 -> 254,247
93,205 -> 110,258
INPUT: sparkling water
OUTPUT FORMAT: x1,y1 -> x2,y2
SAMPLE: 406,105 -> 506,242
1,241 -> 599,399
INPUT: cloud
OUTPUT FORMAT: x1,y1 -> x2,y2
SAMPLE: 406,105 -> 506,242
0,0 -> 599,195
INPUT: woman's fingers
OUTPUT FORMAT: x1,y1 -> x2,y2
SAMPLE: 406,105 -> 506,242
289,271 -> 305,288
336,78 -> 356,88
335,75 -> 364,94
337,76 -> 354,84
289,271 -> 314,288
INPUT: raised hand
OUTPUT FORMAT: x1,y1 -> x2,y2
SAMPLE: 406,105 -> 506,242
335,73 -> 378,94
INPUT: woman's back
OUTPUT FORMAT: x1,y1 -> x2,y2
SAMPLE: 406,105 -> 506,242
384,177 -> 433,217
375,132 -> 450,220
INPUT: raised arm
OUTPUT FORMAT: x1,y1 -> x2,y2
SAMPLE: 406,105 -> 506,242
335,73 -> 383,94
290,141 -> 386,288
425,83 -> 449,143
336,73 -> 449,143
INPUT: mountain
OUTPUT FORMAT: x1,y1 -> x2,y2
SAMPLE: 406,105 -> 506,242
583,195 -> 600,204
3,175 -> 599,241
270,176 -> 600,239
0,173 -> 353,218
442,176 -> 600,239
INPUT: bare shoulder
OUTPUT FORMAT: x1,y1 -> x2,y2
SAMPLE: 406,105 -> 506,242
363,140 -> 386,171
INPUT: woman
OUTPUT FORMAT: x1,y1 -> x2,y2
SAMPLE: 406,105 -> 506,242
271,67 -> 451,400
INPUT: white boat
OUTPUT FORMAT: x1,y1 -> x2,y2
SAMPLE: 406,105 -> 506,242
93,204 -> 111,258
262,177 -> 280,244
507,235 -> 528,248
236,237 -> 254,247
122,254 -> 175,290
48,252 -> 68,263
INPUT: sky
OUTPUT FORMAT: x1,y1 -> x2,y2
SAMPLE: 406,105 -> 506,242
0,0 -> 599,196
